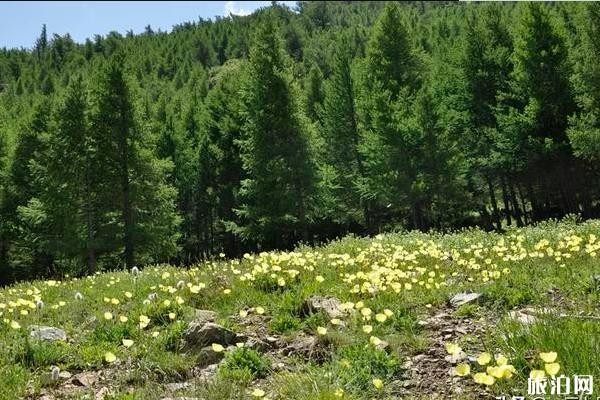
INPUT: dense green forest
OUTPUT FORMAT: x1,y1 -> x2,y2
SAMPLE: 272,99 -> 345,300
1,1 -> 600,283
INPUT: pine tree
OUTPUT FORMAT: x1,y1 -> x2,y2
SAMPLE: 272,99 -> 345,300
304,65 -> 323,122
28,77 -> 101,273
359,3 -> 419,229
235,20 -> 316,249
497,3 -> 578,219
568,2 -> 600,161
196,60 -> 246,257
88,58 -> 180,267
6,99 -> 53,279
319,35 -> 366,228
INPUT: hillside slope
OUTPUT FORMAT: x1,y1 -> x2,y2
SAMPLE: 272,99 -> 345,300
1,218 -> 600,399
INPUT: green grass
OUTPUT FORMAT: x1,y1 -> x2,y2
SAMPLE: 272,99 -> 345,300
1,218 -> 600,399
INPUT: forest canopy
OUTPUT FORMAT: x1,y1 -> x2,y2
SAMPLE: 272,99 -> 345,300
1,1 -> 600,283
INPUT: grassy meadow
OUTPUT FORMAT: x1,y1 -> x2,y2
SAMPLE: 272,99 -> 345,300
1,217 -> 600,399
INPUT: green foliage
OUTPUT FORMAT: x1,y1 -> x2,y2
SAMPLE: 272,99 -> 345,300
220,347 -> 271,380
335,344 -> 401,394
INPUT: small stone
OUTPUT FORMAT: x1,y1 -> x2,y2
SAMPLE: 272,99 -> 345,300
29,326 -> 67,342
196,346 -> 226,368
95,387 -> 111,400
183,322 -> 237,350
445,351 -> 467,364
58,371 -> 72,380
73,372 -> 99,387
166,382 -> 190,392
301,296 -> 344,319
282,335 -> 318,358
244,336 -> 270,351
194,309 -> 217,322
449,293 -> 482,307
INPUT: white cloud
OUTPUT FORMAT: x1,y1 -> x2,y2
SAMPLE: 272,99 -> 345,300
224,1 -> 251,17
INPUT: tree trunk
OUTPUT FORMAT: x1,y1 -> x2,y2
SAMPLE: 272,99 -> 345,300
486,175 -> 501,230
500,176 -> 512,226
509,181 -> 524,227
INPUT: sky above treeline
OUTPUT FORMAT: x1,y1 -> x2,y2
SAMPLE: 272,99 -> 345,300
0,1 -> 297,49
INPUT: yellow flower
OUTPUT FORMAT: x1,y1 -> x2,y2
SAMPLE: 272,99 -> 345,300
317,326 -> 327,336
539,352 -> 557,363
477,352 -> 491,365
211,343 -> 225,352
545,363 -> 560,376
139,315 -> 150,328
375,313 -> 387,323
255,306 -> 265,315
473,372 -> 495,386
330,318 -> 342,326
151,331 -> 160,338
223,289 -> 231,294
455,363 -> 470,377
316,275 -> 325,283
104,352 -> 117,363
383,309 -> 394,317
124,291 -> 133,298
190,285 -> 201,294
251,388 -> 265,397
495,354 -> 508,366
168,312 -> 176,320
372,378 -> 384,390
10,320 -> 20,330
334,388 -> 344,397
119,315 -> 128,323
530,369 -> 546,381
362,325 -> 373,333
369,336 -> 382,346
122,339 -> 134,348
163,299 -> 171,307
239,310 -> 248,318
104,312 -> 113,320
110,298 -> 119,305
445,343 -> 461,355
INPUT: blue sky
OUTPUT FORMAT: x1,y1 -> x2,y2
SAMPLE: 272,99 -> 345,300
0,1 -> 297,49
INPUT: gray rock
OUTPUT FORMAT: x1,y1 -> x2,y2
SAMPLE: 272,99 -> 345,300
301,296 -> 344,319
72,371 -> 98,387
166,382 -> 191,392
282,335 -> 318,358
449,293 -> 482,307
30,325 -> 67,342
195,346 -> 225,368
194,309 -> 217,323
58,371 -> 72,380
183,319 -> 237,350
244,336 -> 271,352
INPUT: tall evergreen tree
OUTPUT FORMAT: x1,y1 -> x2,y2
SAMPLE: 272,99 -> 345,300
88,58 -> 180,267
319,35 -> 367,229
235,20 -> 316,249
568,3 -> 600,161
359,3 -> 420,229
